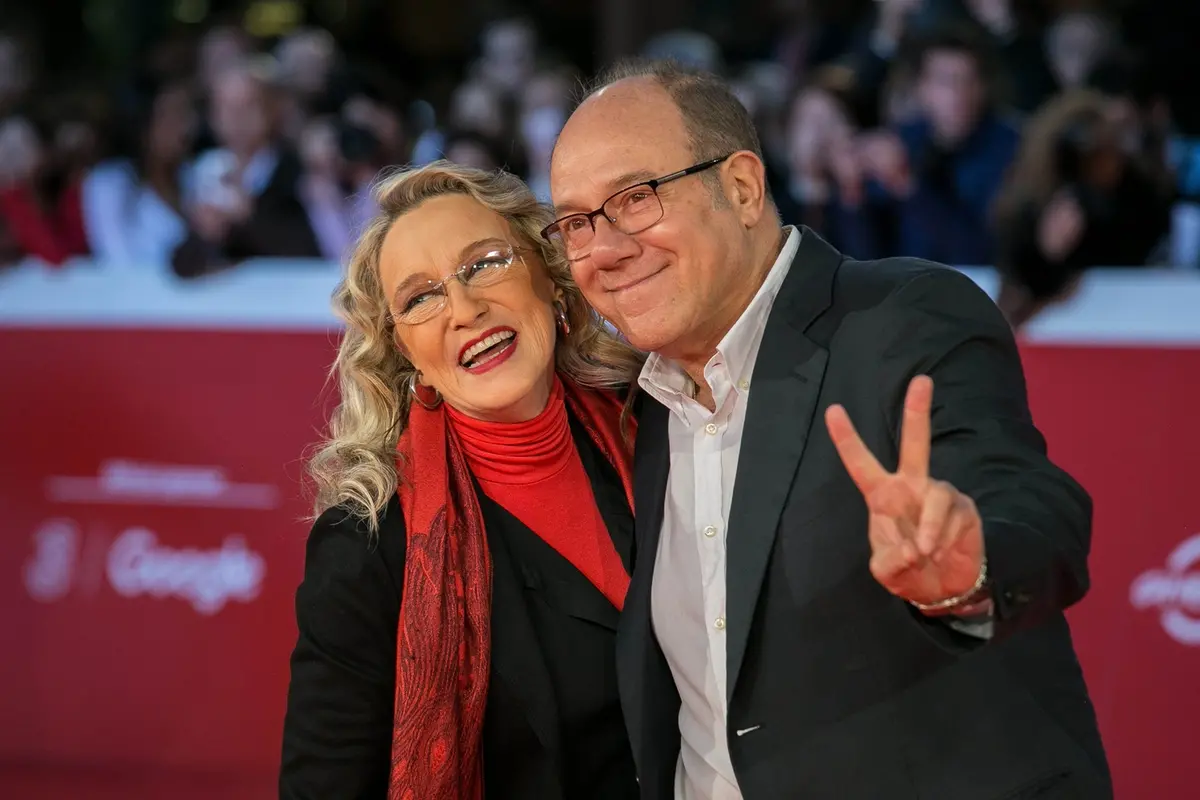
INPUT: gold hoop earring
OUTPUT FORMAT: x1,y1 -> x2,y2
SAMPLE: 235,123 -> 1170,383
555,301 -> 571,336
407,372 -> 442,410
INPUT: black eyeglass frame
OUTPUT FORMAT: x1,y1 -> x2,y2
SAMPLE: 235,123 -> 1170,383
539,153 -> 734,253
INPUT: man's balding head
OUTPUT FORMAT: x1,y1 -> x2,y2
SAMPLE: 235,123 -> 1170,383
549,59 -> 781,372
583,60 -> 762,157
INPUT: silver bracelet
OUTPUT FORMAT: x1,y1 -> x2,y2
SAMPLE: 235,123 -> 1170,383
910,557 -> 989,612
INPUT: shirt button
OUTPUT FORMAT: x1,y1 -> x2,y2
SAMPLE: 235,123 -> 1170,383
704,422 -> 718,435
714,616 -> 726,631
703,525 -> 717,538
737,379 -> 750,391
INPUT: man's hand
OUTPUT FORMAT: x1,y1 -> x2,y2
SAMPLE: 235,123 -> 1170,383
824,376 -> 986,613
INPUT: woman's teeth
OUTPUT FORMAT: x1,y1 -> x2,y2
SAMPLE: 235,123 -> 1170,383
460,330 -> 515,367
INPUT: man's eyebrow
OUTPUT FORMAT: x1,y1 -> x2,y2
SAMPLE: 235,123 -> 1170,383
553,170 -> 659,217
607,169 -> 658,192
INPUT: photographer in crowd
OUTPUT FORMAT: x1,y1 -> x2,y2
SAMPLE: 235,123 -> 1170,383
993,89 -> 1172,327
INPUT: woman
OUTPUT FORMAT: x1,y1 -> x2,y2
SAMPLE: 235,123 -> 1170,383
280,161 -> 645,800
80,73 -> 196,269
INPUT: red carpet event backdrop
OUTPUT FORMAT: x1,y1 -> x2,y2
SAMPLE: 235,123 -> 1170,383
0,264 -> 1196,797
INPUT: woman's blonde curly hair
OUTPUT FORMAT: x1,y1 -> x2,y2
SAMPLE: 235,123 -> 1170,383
307,160 -> 645,532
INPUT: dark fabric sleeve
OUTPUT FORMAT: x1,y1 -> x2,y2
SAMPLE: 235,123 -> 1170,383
225,150 -> 321,261
223,204 -> 321,260
873,267 -> 1092,642
170,231 -> 227,278
279,501 -> 404,800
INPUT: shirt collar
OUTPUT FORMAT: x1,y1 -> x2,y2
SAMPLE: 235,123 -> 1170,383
638,226 -> 801,414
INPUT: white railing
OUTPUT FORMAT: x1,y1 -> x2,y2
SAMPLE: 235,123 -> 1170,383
2,258 -> 1199,344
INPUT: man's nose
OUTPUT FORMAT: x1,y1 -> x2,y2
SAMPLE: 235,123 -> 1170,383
587,216 -> 640,268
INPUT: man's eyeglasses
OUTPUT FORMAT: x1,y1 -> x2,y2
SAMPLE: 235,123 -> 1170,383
391,242 -> 522,326
540,154 -> 733,260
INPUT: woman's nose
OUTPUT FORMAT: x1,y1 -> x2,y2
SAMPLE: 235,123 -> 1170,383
444,281 -> 488,328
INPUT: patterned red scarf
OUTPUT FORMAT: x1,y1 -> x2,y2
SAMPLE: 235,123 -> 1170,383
390,376 -> 635,800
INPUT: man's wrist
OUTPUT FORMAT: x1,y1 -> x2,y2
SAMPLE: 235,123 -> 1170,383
910,557 -> 990,615
951,596 -> 994,619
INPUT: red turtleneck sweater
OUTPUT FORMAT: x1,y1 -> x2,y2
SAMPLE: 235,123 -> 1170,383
446,377 -> 630,610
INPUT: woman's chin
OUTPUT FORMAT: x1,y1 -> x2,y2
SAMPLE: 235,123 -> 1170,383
450,367 -> 554,423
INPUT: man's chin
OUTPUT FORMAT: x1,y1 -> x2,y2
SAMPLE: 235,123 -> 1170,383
619,322 -> 680,356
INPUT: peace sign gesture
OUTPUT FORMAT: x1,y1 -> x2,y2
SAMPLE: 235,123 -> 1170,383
824,376 -> 987,613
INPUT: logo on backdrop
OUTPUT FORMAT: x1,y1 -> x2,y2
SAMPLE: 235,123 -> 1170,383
23,522 -> 267,615
23,518 -> 82,602
22,460 -> 275,614
1130,532 -> 1200,646
107,528 -> 267,615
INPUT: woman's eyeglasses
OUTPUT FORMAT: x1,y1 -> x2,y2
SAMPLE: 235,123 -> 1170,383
392,242 -> 521,326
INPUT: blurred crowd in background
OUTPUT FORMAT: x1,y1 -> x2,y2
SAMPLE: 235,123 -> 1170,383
2,0 -> 1199,327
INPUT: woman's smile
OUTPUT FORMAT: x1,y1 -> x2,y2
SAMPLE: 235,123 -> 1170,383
458,326 -> 519,374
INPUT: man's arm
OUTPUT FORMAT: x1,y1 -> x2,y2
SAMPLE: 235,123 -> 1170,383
873,266 -> 1092,641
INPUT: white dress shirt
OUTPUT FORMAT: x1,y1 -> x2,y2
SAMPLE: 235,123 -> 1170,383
639,227 -> 801,800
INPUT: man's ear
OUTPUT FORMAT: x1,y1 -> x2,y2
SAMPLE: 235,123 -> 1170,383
723,150 -> 768,228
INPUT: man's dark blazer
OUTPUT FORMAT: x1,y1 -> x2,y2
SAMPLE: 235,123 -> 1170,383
619,228 -> 1112,800
280,419 -> 639,800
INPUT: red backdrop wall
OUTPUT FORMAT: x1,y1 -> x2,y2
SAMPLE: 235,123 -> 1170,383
0,329 -> 1195,797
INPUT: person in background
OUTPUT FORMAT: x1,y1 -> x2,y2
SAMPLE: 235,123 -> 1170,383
519,68 -> 573,202
475,17 -> 538,99
80,74 -> 196,269
0,114 -> 88,267
443,128 -> 508,172
274,27 -> 340,141
295,115 -> 356,262
1044,10 -> 1117,94
171,60 -> 320,277
198,24 -> 254,97
281,162 -> 644,800
780,66 -> 868,248
0,30 -> 34,117
410,79 -> 514,170
961,0 -> 1057,113
845,26 -> 1019,264
993,90 -> 1172,328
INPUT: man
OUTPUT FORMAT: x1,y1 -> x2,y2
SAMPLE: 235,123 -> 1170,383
849,27 -> 1020,265
545,60 -> 1110,799
173,60 -> 321,277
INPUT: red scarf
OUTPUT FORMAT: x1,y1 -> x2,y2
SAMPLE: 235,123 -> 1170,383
391,375 -> 635,800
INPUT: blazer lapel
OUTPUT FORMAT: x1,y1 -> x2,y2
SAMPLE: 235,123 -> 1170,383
486,517 -> 561,757
632,396 -> 671,562
725,228 -> 841,701
616,395 -> 671,766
